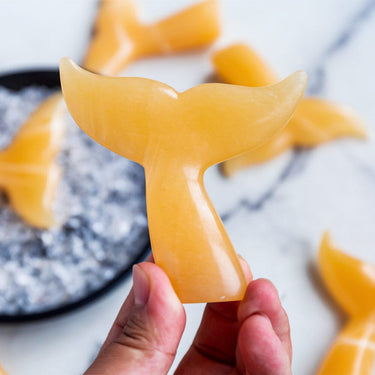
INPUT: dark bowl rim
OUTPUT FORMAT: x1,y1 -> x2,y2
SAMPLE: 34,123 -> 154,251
0,68 -> 151,323
0,67 -> 61,91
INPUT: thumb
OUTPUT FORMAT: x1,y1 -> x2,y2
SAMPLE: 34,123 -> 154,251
86,262 -> 186,375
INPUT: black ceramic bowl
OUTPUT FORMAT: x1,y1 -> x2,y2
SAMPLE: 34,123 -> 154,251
0,69 -> 150,322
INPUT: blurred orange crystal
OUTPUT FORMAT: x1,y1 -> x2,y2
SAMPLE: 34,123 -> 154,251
60,58 -> 307,302
0,93 -> 65,228
83,0 -> 220,75
317,233 -> 375,374
213,43 -> 367,176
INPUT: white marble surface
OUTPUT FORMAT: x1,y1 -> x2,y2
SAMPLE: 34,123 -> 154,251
0,0 -> 375,374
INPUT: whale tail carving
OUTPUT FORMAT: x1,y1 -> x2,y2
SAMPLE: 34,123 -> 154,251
83,0 -> 220,75
179,72 -> 306,168
317,233 -> 375,374
60,58 -> 307,302
319,232 -> 375,318
60,58 -> 307,169
0,93 -> 65,228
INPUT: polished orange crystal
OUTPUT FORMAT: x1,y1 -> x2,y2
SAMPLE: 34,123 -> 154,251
213,43 -> 367,176
317,233 -> 375,374
0,93 -> 65,228
60,58 -> 307,302
83,0 -> 220,75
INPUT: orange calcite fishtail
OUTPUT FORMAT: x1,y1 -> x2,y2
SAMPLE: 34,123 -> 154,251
213,44 -> 367,176
83,0 -> 220,75
0,94 -> 65,228
0,364 -> 6,375
317,233 -> 375,374
60,58 -> 307,302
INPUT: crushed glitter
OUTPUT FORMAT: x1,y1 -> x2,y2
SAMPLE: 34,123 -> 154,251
0,86 -> 149,315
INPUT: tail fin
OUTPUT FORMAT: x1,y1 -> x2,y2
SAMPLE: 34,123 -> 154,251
83,0 -> 220,75
290,98 -> 367,145
319,232 -> 375,318
0,93 -> 65,228
60,58 -> 177,165
180,71 -> 307,168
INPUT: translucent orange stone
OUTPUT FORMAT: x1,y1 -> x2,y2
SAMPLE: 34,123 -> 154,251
0,364 -> 7,375
0,93 -> 65,228
317,233 -> 375,374
83,0 -> 220,75
60,58 -> 307,303
213,43 -> 367,176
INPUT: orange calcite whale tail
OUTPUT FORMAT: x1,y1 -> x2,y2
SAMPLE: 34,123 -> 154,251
319,232 -> 375,318
213,44 -> 367,176
60,58 -> 307,303
317,233 -> 375,374
0,93 -> 65,228
60,58 -> 307,166
83,0 -> 220,75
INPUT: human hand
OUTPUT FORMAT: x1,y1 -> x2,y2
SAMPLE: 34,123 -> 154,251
85,256 -> 292,375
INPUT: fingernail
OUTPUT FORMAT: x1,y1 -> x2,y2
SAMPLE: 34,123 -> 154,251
133,265 -> 150,306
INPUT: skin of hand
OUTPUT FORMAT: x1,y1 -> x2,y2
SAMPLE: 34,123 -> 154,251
85,255 -> 292,375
